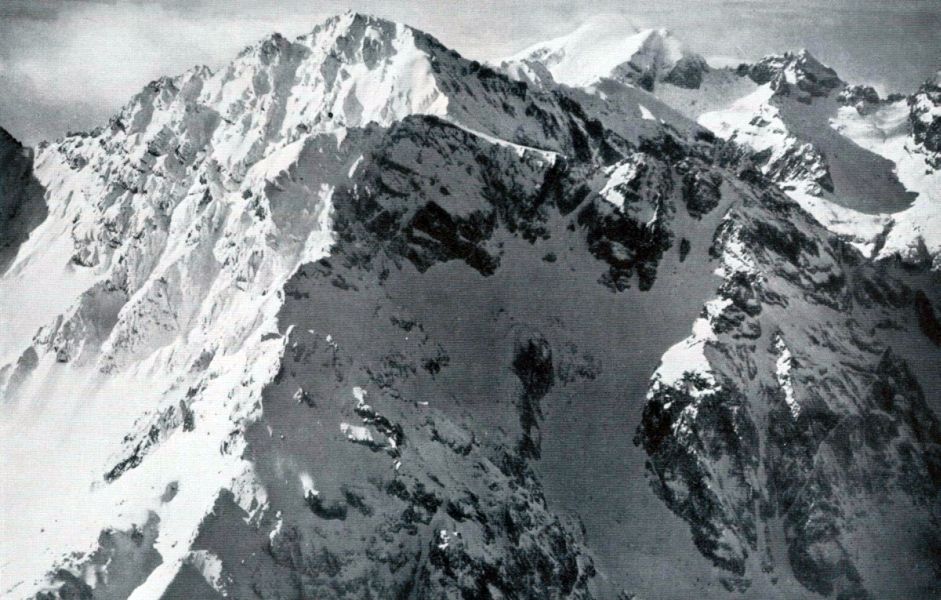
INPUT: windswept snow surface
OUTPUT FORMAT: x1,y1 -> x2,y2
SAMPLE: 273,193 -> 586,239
502,15 -> 698,88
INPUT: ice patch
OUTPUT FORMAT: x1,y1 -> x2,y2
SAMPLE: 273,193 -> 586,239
352,386 -> 367,404
348,155 -> 364,178
600,160 -> 641,209
340,422 -> 374,443
774,335 -> 800,418
299,472 -> 318,497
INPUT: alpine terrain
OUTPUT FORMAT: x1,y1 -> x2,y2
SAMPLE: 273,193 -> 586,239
1,11 -> 939,600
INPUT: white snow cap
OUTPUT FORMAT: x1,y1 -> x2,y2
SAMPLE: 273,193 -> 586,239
503,14 -> 702,87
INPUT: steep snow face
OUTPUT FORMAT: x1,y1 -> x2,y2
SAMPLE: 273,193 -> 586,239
103,11 -> 451,180
649,296 -> 731,398
500,16 -> 707,90
0,127 -> 346,599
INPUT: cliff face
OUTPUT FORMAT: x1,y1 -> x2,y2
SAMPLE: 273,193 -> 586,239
1,12 -> 940,600
909,71 -> 941,166
0,127 -> 47,274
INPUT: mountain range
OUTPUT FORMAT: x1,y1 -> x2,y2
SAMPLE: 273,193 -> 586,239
1,11 -> 939,600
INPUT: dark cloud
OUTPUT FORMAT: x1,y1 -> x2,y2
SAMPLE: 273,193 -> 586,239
0,0 -> 116,22
1,0 -> 938,145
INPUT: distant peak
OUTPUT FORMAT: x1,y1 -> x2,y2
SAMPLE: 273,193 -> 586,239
503,17 -> 704,90
738,49 -> 843,97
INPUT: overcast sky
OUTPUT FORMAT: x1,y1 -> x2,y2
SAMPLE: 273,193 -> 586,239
1,0 -> 939,145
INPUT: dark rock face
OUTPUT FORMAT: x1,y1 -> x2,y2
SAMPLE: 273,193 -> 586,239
838,85 -> 880,105
662,55 -> 709,89
837,85 -> 881,113
512,334 -> 555,459
784,351 -> 941,599
173,219 -> 600,599
0,128 -> 47,274
737,50 -> 843,98
328,117 -> 555,277
609,53 -> 708,92
35,515 -> 162,600
637,382 -> 760,576
914,290 -> 941,346
679,162 -> 723,218
577,200 -> 672,291
636,183 -> 941,597
909,73 -> 941,166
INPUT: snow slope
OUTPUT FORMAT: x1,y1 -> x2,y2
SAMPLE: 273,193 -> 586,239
499,14 -> 707,90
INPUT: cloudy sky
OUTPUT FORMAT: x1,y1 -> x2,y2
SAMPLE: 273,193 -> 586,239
1,0 -> 939,145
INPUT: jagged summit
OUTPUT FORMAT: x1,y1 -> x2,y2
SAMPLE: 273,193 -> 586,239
101,11 -> 453,177
90,10 -> 698,188
910,68 -> 941,164
735,48 -> 844,98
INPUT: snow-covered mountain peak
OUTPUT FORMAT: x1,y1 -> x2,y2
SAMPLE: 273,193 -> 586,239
89,11 -> 466,182
500,17 -> 707,90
